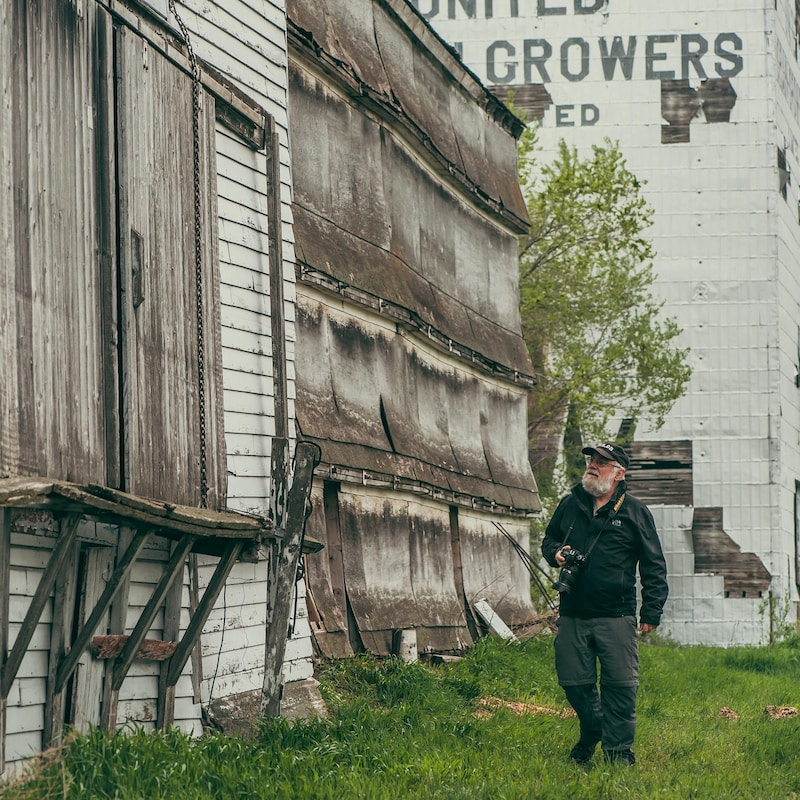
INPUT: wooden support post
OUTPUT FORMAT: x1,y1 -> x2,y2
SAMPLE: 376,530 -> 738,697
55,527 -> 150,692
110,534 -> 194,695
188,553 -> 203,703
70,546 -> 115,734
261,442 -> 317,717
1,515 -> 80,699
100,526 -> 136,732
165,541 -> 244,689
43,537 -> 79,749
157,540 -> 187,730
0,509 -> 11,774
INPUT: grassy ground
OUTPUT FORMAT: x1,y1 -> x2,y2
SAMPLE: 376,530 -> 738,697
4,634 -> 800,799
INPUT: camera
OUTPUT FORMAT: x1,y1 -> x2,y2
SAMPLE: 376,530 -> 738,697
551,548 -> 587,594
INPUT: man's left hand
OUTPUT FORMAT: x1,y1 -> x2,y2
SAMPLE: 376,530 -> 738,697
639,623 -> 657,635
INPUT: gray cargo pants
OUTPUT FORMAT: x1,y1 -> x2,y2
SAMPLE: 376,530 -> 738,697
554,615 -> 639,760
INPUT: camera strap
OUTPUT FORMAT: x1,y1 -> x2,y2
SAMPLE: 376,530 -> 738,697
561,493 -> 626,558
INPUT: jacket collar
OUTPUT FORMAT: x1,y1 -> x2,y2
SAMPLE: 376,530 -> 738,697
572,478 -> 627,515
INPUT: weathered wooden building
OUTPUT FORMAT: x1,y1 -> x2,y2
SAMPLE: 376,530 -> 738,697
287,0 -> 541,657
0,0 -> 315,774
0,0 -> 541,775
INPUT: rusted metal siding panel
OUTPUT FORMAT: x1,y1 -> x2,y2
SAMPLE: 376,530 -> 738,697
288,0 -> 529,226
0,0 -> 109,485
297,293 -> 538,511
337,489 -> 470,654
458,512 -> 533,627
289,65 -> 532,375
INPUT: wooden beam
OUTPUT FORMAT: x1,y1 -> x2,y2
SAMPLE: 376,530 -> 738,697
165,540 -> 244,689
261,443 -> 318,717
110,534 -> 194,693
267,119 -> 288,441
1,515 -> 80,698
55,527 -> 151,692
92,635 -> 177,661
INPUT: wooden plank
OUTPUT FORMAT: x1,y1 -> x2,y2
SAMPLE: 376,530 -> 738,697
166,540 -> 244,688
92,635 -> 176,661
55,528 -> 151,692
473,599 -> 517,642
70,546 -> 115,734
110,534 -> 194,695
100,527 -> 136,732
261,443 -> 318,717
1,515 -> 80,698
43,540 -> 79,749
267,120 -> 289,441
157,540 -> 185,729
0,509 -> 11,772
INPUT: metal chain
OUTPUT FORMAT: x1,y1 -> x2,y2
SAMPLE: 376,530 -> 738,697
168,0 -> 208,508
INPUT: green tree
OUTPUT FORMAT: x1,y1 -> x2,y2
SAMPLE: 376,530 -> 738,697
517,125 -> 691,503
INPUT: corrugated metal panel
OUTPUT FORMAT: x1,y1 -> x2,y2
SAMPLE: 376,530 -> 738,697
297,294 -> 538,511
458,511 -> 534,627
289,66 -> 533,376
337,490 -> 470,654
288,0 -> 528,227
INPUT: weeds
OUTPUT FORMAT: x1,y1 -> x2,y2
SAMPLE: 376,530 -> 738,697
3,636 -> 800,799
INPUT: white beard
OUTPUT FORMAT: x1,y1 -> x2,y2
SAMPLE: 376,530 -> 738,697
582,470 -> 616,498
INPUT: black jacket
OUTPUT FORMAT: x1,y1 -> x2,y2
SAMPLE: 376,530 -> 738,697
541,480 -> 669,626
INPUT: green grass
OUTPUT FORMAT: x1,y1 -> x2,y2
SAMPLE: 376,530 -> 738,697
5,635 -> 800,799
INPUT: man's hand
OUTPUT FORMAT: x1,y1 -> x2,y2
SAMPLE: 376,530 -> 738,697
639,623 -> 657,635
555,546 -> 572,566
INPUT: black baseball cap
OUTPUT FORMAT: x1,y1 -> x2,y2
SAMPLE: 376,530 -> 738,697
581,442 -> 630,469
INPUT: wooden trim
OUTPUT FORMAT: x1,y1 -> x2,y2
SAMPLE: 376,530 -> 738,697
1,515 -> 80,698
267,120 -> 289,440
100,0 -> 268,149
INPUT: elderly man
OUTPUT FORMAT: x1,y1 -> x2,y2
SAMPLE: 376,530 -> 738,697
542,442 -> 668,766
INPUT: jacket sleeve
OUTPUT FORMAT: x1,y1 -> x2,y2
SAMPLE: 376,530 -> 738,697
637,503 -> 669,626
541,495 -> 571,567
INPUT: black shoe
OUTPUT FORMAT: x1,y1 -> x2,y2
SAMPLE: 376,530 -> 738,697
569,739 -> 599,764
605,749 -> 635,766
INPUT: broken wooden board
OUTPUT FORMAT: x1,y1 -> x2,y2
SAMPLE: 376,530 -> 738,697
473,599 -> 517,642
